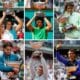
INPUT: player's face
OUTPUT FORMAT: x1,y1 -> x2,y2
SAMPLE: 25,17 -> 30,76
3,46 -> 12,55
6,21 -> 12,30
67,6 -> 74,13
37,20 -> 43,28
37,66 -> 43,76
68,51 -> 76,61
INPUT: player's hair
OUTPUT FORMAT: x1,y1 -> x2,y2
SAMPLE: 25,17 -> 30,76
64,2 -> 74,12
3,42 -> 13,48
68,49 -> 76,54
6,20 -> 13,25
35,17 -> 44,28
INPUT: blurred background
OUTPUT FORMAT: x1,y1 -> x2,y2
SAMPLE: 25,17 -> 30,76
0,0 -> 24,39
25,10 -> 53,39
0,10 -> 24,39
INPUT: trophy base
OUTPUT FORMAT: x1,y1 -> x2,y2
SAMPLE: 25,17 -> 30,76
36,11 -> 44,17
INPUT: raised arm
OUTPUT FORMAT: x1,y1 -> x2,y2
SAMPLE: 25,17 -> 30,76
44,17 -> 52,31
40,54 -> 48,80
29,58 -> 35,80
55,42 -> 68,65
12,12 -> 23,32
0,12 -> 6,26
26,13 -> 36,31
56,50 -> 68,65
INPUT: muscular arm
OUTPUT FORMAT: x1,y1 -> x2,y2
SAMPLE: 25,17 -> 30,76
44,17 -> 52,31
0,12 -> 6,26
29,59 -> 35,80
26,15 -> 35,31
56,50 -> 68,65
41,55 -> 48,79
12,13 -> 23,32
45,0 -> 48,3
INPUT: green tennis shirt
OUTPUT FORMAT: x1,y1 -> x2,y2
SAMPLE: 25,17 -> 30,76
32,27 -> 47,39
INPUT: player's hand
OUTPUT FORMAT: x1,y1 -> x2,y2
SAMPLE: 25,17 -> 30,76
11,12 -> 16,17
3,11 -> 6,17
8,72 -> 14,78
67,72 -> 71,77
72,26 -> 77,30
62,28 -> 67,32
58,17 -> 67,23
13,68 -> 19,74
56,41 -> 62,50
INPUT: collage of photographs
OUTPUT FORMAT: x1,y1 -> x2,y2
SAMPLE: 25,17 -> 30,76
0,0 -> 53,80
0,0 -> 80,80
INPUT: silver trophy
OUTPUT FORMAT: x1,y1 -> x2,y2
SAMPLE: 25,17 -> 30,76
3,0 -> 14,15
60,15 -> 74,30
5,9 -> 13,15
65,24 -> 73,30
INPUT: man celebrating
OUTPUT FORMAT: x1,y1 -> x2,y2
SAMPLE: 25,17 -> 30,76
55,41 -> 80,80
58,2 -> 80,39
29,50 -> 48,80
0,11 -> 23,40
26,12 -> 52,39
0,42 -> 19,79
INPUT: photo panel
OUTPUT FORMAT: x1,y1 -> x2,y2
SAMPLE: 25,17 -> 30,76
25,9 -> 53,40
54,0 -> 80,39
0,40 -> 24,80
25,0 -> 53,40
54,40 -> 80,80
25,40 -> 53,80
0,0 -> 24,40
